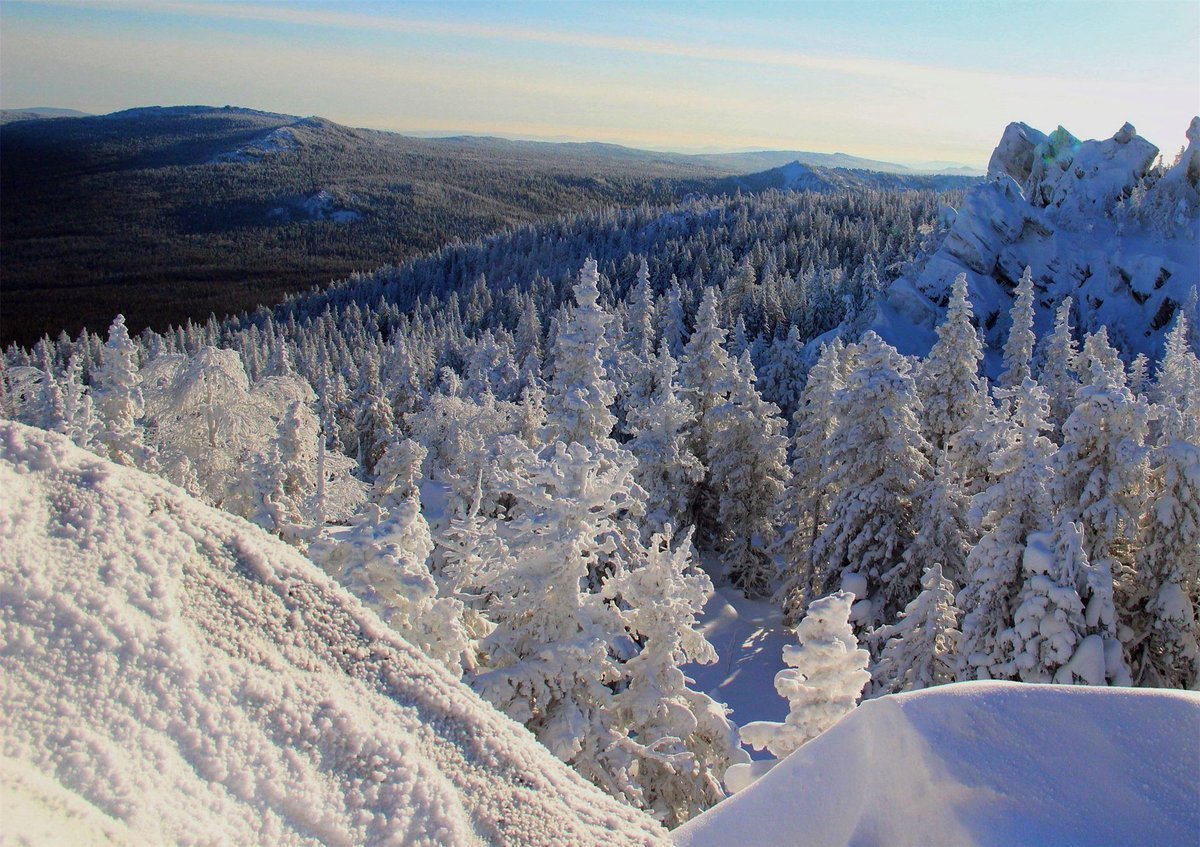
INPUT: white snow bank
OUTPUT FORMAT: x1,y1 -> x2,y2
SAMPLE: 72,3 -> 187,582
673,680 -> 1200,847
0,423 -> 667,846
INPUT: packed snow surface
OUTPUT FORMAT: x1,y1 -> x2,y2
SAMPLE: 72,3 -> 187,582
673,681 -> 1200,847
0,423 -> 667,846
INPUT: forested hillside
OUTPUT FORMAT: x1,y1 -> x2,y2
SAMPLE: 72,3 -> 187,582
2,119 -> 1197,834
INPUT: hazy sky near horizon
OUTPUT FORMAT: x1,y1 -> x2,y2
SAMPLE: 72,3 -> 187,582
2,0 -> 1197,165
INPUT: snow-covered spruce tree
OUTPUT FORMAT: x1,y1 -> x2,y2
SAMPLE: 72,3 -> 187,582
808,332 -> 932,627
999,266 -> 1037,390
604,526 -> 748,828
659,278 -> 689,359
308,438 -> 470,675
707,350 -> 789,597
757,325 -> 808,428
679,286 -> 738,546
1135,439 -> 1200,689
471,438 -> 643,807
1155,314 -> 1200,445
777,339 -> 844,625
956,377 -> 1056,681
899,451 -> 973,591
627,340 -> 705,533
1056,330 -> 1152,571
869,563 -> 961,696
545,257 -> 620,447
92,315 -> 155,469
1000,520 -> 1089,683
917,273 -> 986,455
1037,296 -> 1081,441
353,352 -> 395,479
59,353 -> 98,452
739,591 -> 870,758
616,258 -> 659,434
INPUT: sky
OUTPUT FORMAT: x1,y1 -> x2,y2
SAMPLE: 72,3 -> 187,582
1,0 -> 1197,166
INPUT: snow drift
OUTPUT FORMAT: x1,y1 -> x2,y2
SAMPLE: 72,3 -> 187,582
673,681 -> 1200,847
0,422 -> 667,846
872,118 -> 1200,362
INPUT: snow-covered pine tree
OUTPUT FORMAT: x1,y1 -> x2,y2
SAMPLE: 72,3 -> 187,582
309,437 -> 469,675
679,287 -> 738,547
1155,314 -> 1200,445
777,338 -> 844,625
627,340 -> 705,533
1056,330 -> 1152,570
1037,296 -> 1081,441
898,451 -> 973,591
1001,520 -> 1089,683
808,332 -> 932,627
739,591 -> 870,758
1000,267 -> 1036,389
604,526 -> 748,828
354,352 -> 395,478
917,273 -> 986,455
957,377 -> 1056,681
545,257 -> 619,446
1135,439 -> 1200,689
869,563 -> 960,696
707,350 -> 789,597
93,315 -> 155,469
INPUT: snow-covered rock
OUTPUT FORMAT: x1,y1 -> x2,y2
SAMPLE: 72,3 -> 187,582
874,119 -> 1200,365
673,681 -> 1200,847
0,423 -> 667,846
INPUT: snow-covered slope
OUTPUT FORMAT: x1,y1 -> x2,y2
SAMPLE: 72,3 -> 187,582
872,118 -> 1200,362
0,423 -> 667,846
673,681 -> 1200,847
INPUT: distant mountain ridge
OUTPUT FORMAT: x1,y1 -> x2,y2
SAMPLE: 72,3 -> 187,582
0,107 -> 91,124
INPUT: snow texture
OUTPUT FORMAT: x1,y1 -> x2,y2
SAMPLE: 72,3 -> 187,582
0,422 -> 667,846
674,681 -> 1200,847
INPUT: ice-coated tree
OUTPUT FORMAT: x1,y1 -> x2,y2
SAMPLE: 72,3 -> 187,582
1155,315 -> 1200,445
739,591 -> 870,758
604,526 -> 748,827
627,340 -> 705,533
808,332 -> 932,626
59,353 -> 98,451
757,325 -> 807,427
1001,521 -> 1089,683
659,278 -> 689,359
618,258 -> 658,421
777,338 -> 844,625
268,399 -> 319,534
1037,296 -> 1081,440
899,451 -> 973,591
93,315 -> 155,468
957,377 -> 1056,681
309,438 -> 469,675
680,287 -> 739,545
1135,439 -> 1200,689
869,563 -> 961,696
546,257 -> 619,446
707,350 -> 789,596
354,352 -> 396,478
471,438 -> 643,806
1056,330 -> 1152,569
999,267 -> 1036,389
917,273 -> 986,455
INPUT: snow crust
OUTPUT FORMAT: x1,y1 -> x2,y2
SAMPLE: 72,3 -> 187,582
876,119 -> 1200,364
673,681 -> 1200,847
0,422 -> 667,846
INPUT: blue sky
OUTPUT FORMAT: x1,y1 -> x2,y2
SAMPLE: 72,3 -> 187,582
2,0 -> 1197,165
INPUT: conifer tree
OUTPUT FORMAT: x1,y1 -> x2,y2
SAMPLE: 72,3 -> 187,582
1000,267 -> 1036,389
1037,296 -> 1081,440
707,351 -> 789,596
870,563 -> 961,696
604,527 -> 748,827
808,332 -> 931,626
739,591 -> 870,758
93,315 -> 155,468
917,273 -> 985,455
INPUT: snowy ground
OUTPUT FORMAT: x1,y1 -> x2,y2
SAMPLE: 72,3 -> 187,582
0,423 -> 667,846
685,556 -> 791,760
674,681 -> 1200,847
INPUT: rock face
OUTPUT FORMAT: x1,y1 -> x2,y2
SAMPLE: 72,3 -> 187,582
0,423 -> 668,847
874,119 -> 1200,364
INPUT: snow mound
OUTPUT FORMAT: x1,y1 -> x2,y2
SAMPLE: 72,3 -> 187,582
0,423 -> 666,847
673,681 -> 1200,847
875,119 -> 1200,364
